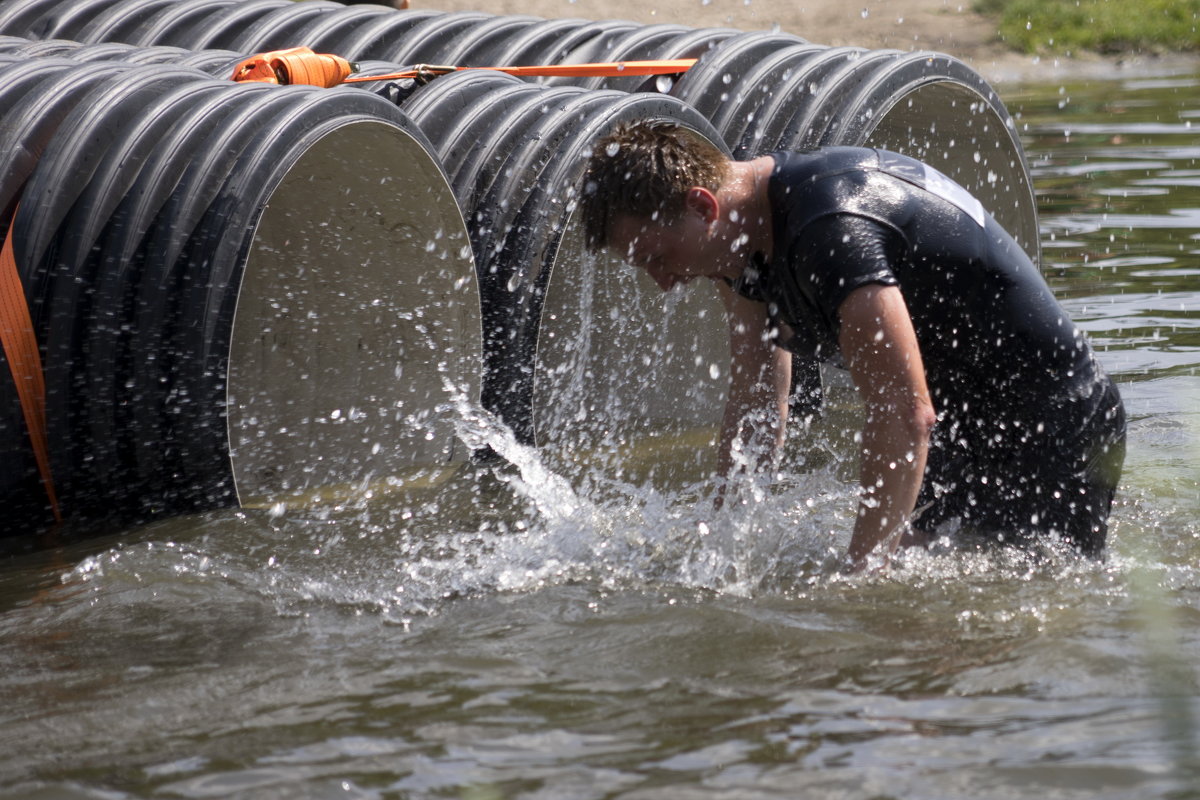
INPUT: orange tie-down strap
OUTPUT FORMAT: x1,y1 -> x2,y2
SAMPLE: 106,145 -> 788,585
230,47 -> 697,87
0,208 -> 62,524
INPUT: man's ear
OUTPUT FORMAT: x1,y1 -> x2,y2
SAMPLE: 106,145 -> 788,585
684,186 -> 719,226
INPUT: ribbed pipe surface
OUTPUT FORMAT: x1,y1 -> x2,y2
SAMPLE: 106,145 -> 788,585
0,54 -> 481,536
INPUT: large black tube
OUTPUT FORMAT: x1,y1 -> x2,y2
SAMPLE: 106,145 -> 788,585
16,0 -> 138,42
669,32 -> 811,120
224,0 -> 345,52
81,82 -> 265,516
0,56 -> 482,535
515,94 -> 733,474
122,0 -> 240,47
275,4 -> 396,54
0,56 -> 127,531
400,71 -> 730,461
369,11 -> 493,65
818,51 -> 1040,259
704,42 -> 830,152
0,0 -> 68,39
741,46 -> 875,155
427,14 -> 543,67
320,10 -> 441,62
0,2 -> 1037,260
74,0 -> 177,44
586,26 -> 740,93
480,17 -> 591,67
217,93 -> 481,508
0,4 -> 1041,496
19,71 -> 225,518
181,0 -> 297,51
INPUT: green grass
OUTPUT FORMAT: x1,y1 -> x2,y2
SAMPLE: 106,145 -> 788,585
973,0 -> 1200,54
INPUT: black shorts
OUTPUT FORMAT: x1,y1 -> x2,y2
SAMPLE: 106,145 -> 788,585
914,377 -> 1126,557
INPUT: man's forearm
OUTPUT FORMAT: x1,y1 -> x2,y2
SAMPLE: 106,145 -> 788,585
846,407 -> 931,568
717,346 -> 790,480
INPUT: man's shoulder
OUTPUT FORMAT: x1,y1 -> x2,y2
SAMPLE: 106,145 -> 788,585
768,147 -> 888,231
770,147 -> 880,182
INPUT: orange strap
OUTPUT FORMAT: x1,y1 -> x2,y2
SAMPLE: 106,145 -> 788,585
0,207 -> 62,524
230,48 -> 696,86
231,47 -> 354,87
341,58 -> 699,83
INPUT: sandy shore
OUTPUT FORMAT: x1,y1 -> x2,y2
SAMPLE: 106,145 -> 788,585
423,0 -> 1199,86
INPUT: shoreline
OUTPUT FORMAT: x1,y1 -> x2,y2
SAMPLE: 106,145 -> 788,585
423,0 -> 1200,87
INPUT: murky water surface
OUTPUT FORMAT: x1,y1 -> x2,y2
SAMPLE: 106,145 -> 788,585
2,73 -> 1199,799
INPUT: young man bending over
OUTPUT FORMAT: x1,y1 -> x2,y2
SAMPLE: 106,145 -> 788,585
578,121 -> 1125,570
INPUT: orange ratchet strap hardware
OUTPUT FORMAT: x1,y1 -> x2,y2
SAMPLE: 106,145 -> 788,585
230,48 -> 697,87
231,47 -> 355,87
0,206 -> 62,524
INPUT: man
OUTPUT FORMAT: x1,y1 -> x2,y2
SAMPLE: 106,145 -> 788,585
579,120 -> 1125,570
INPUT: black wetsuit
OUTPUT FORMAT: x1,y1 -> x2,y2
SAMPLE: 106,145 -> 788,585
732,147 -> 1125,555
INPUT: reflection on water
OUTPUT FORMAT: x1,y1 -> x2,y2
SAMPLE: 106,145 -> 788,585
2,72 -> 1200,799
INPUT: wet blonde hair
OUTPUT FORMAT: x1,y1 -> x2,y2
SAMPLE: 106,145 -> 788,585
579,120 -> 730,252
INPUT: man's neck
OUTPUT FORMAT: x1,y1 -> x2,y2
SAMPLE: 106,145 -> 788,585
720,156 -> 776,272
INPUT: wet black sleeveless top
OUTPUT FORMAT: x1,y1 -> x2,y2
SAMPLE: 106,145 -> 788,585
733,147 -> 1107,448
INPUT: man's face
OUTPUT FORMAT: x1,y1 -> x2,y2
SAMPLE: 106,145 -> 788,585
608,212 -> 718,292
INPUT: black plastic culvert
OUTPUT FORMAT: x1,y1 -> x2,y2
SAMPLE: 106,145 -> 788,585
320,9 -> 442,62
0,2 -> 1039,261
224,0 -> 346,53
0,56 -> 126,530
73,0 -> 178,44
0,3 -> 1042,498
0,34 -> 241,75
562,23 -> 691,89
0,0 -> 69,40
270,3 -> 396,54
586,26 -> 741,93
703,42 -> 830,150
77,82 -> 263,511
0,57 -> 482,536
370,11 -> 495,65
398,70 -> 731,471
817,51 -> 1040,258
0,57 -> 191,529
423,13 -> 543,67
480,17 -> 591,67
15,67 -> 225,516
179,0 -> 299,51
737,45 -> 876,155
668,31 -> 812,120
179,89 -> 479,512
770,48 -> 902,150
16,0 -> 139,42
122,0 -> 240,48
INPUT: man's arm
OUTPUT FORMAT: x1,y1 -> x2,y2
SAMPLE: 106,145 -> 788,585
838,284 -> 936,570
713,280 -> 791,490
